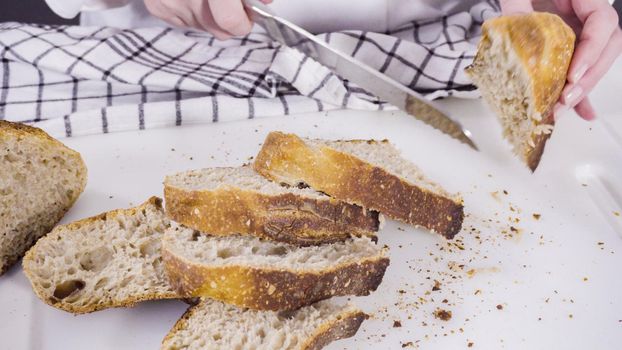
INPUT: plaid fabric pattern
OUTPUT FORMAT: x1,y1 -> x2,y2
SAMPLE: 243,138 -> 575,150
0,1 -> 498,138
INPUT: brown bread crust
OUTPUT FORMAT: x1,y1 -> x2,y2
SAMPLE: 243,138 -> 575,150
253,132 -> 463,239
164,184 -> 379,246
162,242 -> 389,311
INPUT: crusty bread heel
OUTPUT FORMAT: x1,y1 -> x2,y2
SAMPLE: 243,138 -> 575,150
465,13 -> 575,170
0,121 -> 87,275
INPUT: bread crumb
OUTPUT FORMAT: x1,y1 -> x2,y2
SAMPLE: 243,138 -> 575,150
393,320 -> 402,328
614,211 -> 620,217
532,213 -> 541,220
496,304 -> 503,310
432,280 -> 441,291
468,342 -> 474,347
583,277 -> 588,282
402,342 -> 414,348
433,308 -> 452,321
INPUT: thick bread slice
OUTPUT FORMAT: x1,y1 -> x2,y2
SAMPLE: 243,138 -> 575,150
164,166 -> 380,246
465,13 -> 575,170
23,197 -> 177,314
0,121 -> 87,275
162,225 -> 389,311
162,299 -> 367,350
253,132 -> 464,239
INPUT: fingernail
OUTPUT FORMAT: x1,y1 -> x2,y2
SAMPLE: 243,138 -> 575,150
564,85 -> 583,107
570,64 -> 588,83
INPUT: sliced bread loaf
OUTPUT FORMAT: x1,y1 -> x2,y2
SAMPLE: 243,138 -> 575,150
253,132 -> 464,239
162,299 -> 366,350
164,166 -> 380,246
465,13 -> 575,170
1,121 -> 87,275
162,225 -> 389,311
22,197 -> 178,314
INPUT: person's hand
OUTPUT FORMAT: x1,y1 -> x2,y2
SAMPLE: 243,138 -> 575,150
500,0 -> 622,120
144,0 -> 272,40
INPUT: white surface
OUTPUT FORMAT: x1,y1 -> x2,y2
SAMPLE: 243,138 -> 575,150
1,61 -> 621,349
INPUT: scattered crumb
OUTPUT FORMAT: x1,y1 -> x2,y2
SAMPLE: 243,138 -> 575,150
108,195 -> 113,199
496,304 -> 503,310
598,242 -> 604,245
432,280 -> 441,291
189,157 -> 194,160
433,309 -> 452,321
569,314 -> 573,319
393,320 -> 402,328
532,213 -> 541,220
583,277 -> 588,282
503,190 -> 508,195
402,342 -> 414,348
171,148 -> 175,151
614,211 -> 620,217
468,342 -> 474,347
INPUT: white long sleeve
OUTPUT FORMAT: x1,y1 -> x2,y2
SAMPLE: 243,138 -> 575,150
45,0 -> 131,19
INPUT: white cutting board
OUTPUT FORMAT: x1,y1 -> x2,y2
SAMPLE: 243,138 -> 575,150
1,62 -> 621,349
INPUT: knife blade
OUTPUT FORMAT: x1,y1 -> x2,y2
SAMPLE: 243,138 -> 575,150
244,0 -> 478,150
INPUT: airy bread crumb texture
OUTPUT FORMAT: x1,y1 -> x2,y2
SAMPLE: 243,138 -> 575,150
162,299 -> 364,350
0,122 -> 86,274
164,225 -> 384,271
165,166 -> 325,200
22,198 -> 176,313
467,29 -> 551,161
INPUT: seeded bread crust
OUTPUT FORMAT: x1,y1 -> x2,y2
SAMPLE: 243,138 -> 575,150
466,13 -> 575,170
23,197 -> 178,314
165,181 -> 380,246
162,235 -> 389,311
161,300 -> 368,350
0,120 -> 87,275
253,132 -> 463,239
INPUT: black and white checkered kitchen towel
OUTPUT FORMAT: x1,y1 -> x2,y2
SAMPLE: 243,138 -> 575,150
0,1 -> 498,138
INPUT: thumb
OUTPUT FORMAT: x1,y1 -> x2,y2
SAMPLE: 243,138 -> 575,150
499,0 -> 534,15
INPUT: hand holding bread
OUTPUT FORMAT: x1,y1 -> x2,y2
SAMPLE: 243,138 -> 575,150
500,0 -> 622,120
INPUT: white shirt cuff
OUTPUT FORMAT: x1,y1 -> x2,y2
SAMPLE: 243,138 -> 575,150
45,0 -> 132,19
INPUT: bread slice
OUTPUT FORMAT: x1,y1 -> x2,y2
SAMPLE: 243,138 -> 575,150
253,132 -> 464,239
465,13 -> 575,170
162,225 -> 389,311
164,166 -> 380,246
162,299 -> 367,350
0,121 -> 87,275
22,197 -> 178,314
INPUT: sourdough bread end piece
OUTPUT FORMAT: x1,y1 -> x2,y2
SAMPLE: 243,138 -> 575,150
162,299 -> 367,350
162,225 -> 389,311
0,121 -> 87,275
465,13 -> 575,170
164,166 -> 380,246
253,131 -> 464,239
23,197 -> 177,314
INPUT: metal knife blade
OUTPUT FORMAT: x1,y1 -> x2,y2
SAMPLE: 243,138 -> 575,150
244,0 -> 478,150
